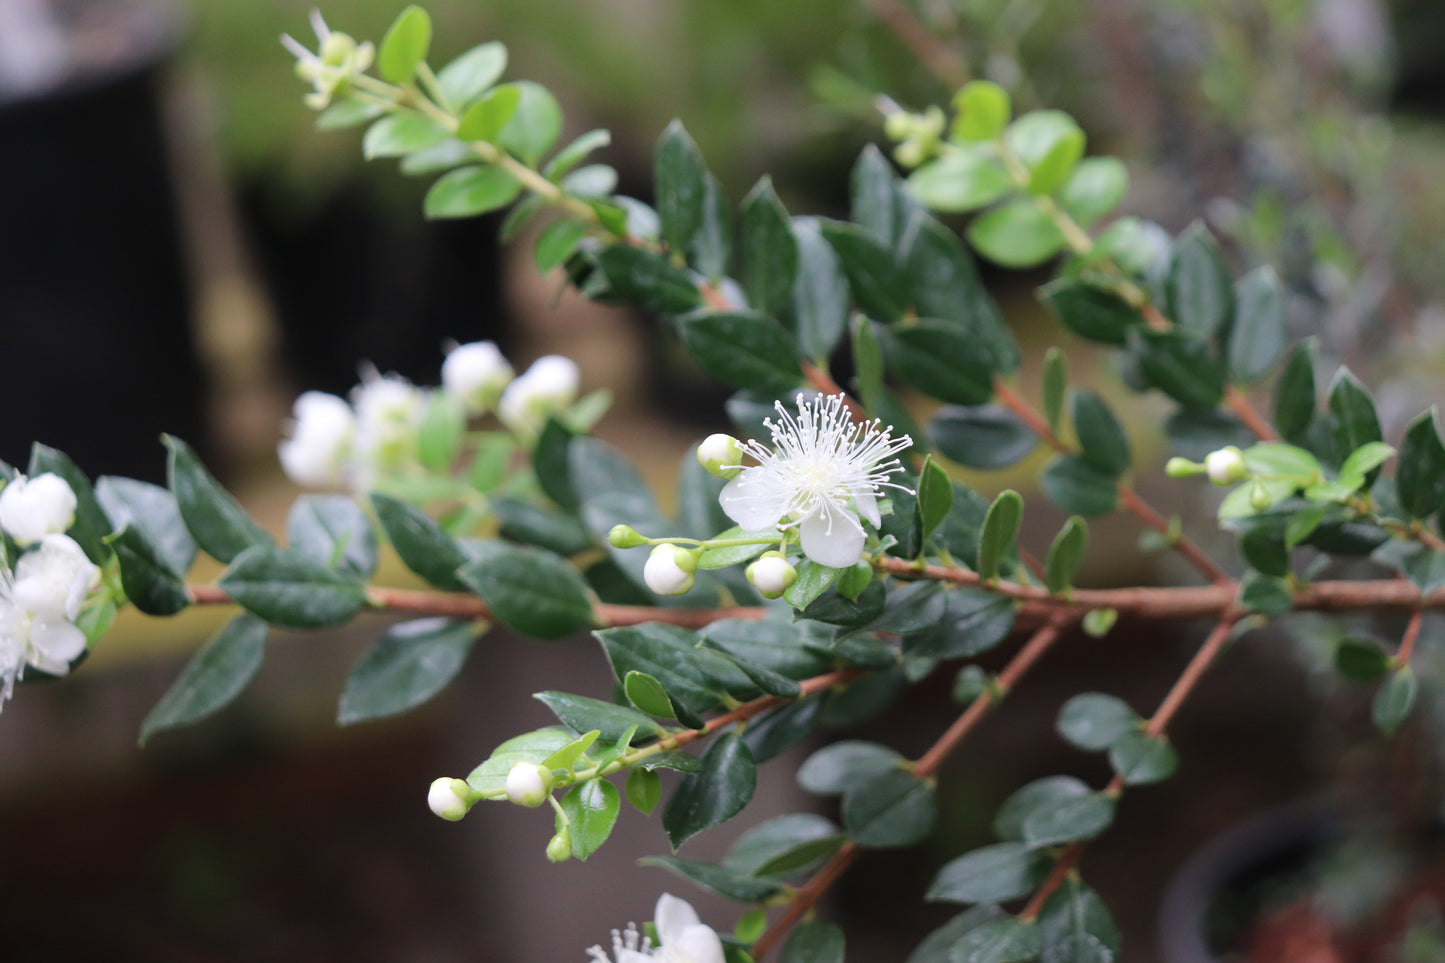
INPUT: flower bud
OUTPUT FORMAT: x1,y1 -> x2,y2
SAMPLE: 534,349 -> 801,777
351,372 -> 424,472
746,552 -> 797,600
441,340 -> 514,415
497,355 -> 580,437
319,31 -> 358,66
644,544 -> 697,596
13,534 -> 101,621
883,112 -> 912,141
1165,457 -> 1205,479
546,830 -> 572,863
505,762 -> 553,808
1205,447 -> 1247,487
0,473 -> 78,545
697,433 -> 744,479
609,524 -> 649,549
1249,480 -> 1273,511
278,391 -> 356,488
894,139 -> 925,168
428,777 -> 475,821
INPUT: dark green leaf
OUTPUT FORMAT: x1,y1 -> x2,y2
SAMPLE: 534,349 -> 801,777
1022,792 -> 1115,848
918,456 -> 955,544
1045,517 -> 1088,595
994,776 -> 1091,841
686,172 -> 732,281
798,579 -> 887,628
286,494 -> 376,579
966,198 -> 1066,268
1397,409 -> 1445,519
596,623 -> 724,727
744,697 -> 825,763
798,740 -> 903,796
424,165 -> 521,219
1040,279 -> 1141,346
1273,340 -> 1317,444
219,546 -> 367,628
535,218 -> 589,273
436,41 -> 507,106
1373,667 -> 1417,734
655,120 -> 707,254
377,5 -> 431,84
781,921 -> 846,963
139,614 -> 266,744
1240,526 -> 1289,578
739,177 -> 798,317
164,436 -> 272,564
931,406 -> 1036,470
951,917 -> 1043,963
1334,636 -> 1390,683
678,311 -> 802,395
456,541 -> 593,639
492,498 -> 593,556
820,221 -> 911,321
496,81 -> 562,165
1165,409 -> 1255,461
903,217 -> 1016,373
1042,457 -> 1117,517
1043,348 -> 1067,434
1238,571 -> 1293,615
107,525 -> 189,616
590,245 -> 703,314
791,218 -> 850,361
534,418 -> 578,511
1038,877 -> 1120,963
1166,222 -> 1234,341
1129,330 -> 1225,408
638,856 -> 784,902
908,908 -> 1007,963
1373,540 -> 1445,594
978,490 -> 1023,582
95,476 -> 195,576
338,618 -> 475,723
533,690 -> 663,743
1072,390 -> 1130,478
1056,694 -> 1139,751
1229,266 -> 1286,383
903,588 -> 1015,660
371,493 -> 471,590
561,780 -> 620,860
1107,730 -> 1178,785
842,768 -> 936,848
726,813 -> 842,877
928,843 -> 1050,904
664,731 -> 757,849
851,144 -> 916,247
1328,369 -> 1382,471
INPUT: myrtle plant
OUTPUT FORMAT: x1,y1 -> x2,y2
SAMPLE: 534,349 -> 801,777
5,5 -> 1445,961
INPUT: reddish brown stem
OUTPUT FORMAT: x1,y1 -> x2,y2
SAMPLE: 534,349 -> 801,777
1224,386 -> 1279,441
1398,608 -> 1424,665
801,361 -> 868,421
670,669 -> 858,752
993,380 -> 1069,451
863,0 -> 971,89
751,844 -> 861,960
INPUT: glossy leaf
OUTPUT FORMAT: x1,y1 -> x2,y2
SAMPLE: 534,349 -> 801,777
1022,792 -> 1115,849
424,165 -> 522,219
780,921 -> 846,963
1166,222 -> 1233,340
436,41 -> 507,106
338,618 -> 475,723
1056,693 -> 1139,751
1334,636 -> 1390,683
907,148 -> 1011,212
655,120 -> 708,254
497,81 -> 562,165
842,768 -> 936,848
1060,157 -> 1128,227
455,84 -> 521,141
1041,279 -> 1141,346
1397,409 -> 1445,519
96,475 -> 195,577
1129,330 -> 1225,409
589,246 -> 703,314
931,405 -> 1036,470
739,177 -> 798,317
1273,341 -> 1317,444
1228,265 -> 1286,383
820,221 -> 910,321
287,494 -> 377,580
791,218 -> 850,361
362,113 -> 448,159
928,843 -> 1050,904
1072,390 -> 1130,478
952,81 -> 1011,141
1043,348 -> 1067,434
1107,730 -> 1178,785
219,546 -> 367,628
798,741 -> 903,796
107,525 -> 189,616
139,614 -> 266,744
1041,457 -> 1117,517
533,690 -> 663,743
638,856 -> 784,902
1045,517 -> 1088,595
377,5 -> 431,84
561,780 -> 620,860
664,731 -> 757,849
1373,667 -> 1417,734
164,436 -> 273,564
967,198 -> 1065,268
456,541 -> 593,639
978,490 -> 1023,582
725,813 -> 842,878
994,776 -> 1091,841
1328,369 -> 1382,469
371,493 -> 471,590
677,311 -> 802,395
1005,110 -> 1085,194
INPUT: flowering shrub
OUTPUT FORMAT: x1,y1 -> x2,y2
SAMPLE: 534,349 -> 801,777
4,5 -> 1444,961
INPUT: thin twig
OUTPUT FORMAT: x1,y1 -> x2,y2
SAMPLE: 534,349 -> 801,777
751,844 -> 861,960
863,0 -> 971,90
1398,608 -> 1424,665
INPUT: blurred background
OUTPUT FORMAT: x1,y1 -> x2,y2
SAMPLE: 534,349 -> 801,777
3,0 -> 1445,960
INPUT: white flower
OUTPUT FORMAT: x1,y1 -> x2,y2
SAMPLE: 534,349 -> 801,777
1205,446 -> 1247,486
0,473 -> 78,545
497,355 -> 580,437
13,534 -> 99,620
0,536 -> 99,710
504,761 -> 552,807
586,894 -> 725,963
644,544 -> 696,596
442,340 -> 514,415
427,777 -> 474,821
280,10 -> 375,111
351,369 -> 425,474
720,393 -> 912,569
278,391 -> 356,488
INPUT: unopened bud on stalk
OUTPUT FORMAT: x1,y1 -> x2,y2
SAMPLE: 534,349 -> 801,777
644,544 -> 698,596
609,524 -> 649,549
1165,457 -> 1205,479
546,830 -> 572,863
697,434 -> 744,479
504,762 -> 553,808
442,340 -> 514,415
1205,447 -> 1247,486
746,552 -> 797,600
428,777 -> 476,821
1250,481 -> 1274,511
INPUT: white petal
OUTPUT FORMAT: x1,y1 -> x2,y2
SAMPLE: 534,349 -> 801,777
853,489 -> 881,528
667,924 -> 726,963
798,507 -> 865,568
718,470 -> 785,531
614,951 -> 653,963
28,617 -> 86,673
655,893 -> 701,947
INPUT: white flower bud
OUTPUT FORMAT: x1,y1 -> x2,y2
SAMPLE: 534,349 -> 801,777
697,434 -> 744,479
0,473 -> 78,546
278,391 -> 356,488
1205,447 -> 1247,486
428,777 -> 474,821
644,544 -> 697,596
13,534 -> 100,621
497,355 -> 580,437
505,762 -> 553,807
351,371 -> 424,472
441,341 -> 514,415
746,553 -> 797,600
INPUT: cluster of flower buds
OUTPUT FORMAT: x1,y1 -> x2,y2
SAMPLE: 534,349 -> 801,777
1166,446 -> 1248,487
281,11 -> 376,110
883,103 -> 946,168
0,473 -> 103,708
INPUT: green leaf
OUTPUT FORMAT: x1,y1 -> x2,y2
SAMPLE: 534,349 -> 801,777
928,843 -> 1050,904
952,80 -> 1011,141
1083,608 -> 1118,638
95,475 -> 195,577
1040,278 -> 1142,346
791,218 -> 850,361
655,120 -> 708,255
107,525 -> 189,616
907,147 -> 1012,212
455,84 -> 521,142
820,221 -> 910,321
456,541 -> 593,639
851,145 -> 915,247
978,490 -> 1023,582
1060,157 -> 1128,227
1242,442 -> 1320,481
664,731 -> 757,849
139,614 -> 267,744
543,128 -> 612,180
1328,368 -> 1382,469
909,908 -> 1007,963
1042,457 -> 1118,517
1072,390 -> 1130,478
1373,667 -> 1417,734
780,921 -> 846,963
903,589 -> 1015,660
1334,636 -> 1391,683
918,456 -> 955,544
467,728 -> 576,795
362,113 -> 448,159
903,217 -> 1016,371
543,729 -> 601,771
1005,110 -> 1085,194
1166,222 -> 1234,341
1273,340 -> 1317,444
316,99 -> 383,131
842,768 -> 936,848
337,618 -> 475,724
1338,441 -> 1394,487
164,435 -> 272,564
491,498 -> 592,556
1056,693 -> 1139,751
625,669 -> 677,718
686,172 -> 732,281
726,813 -> 843,878
497,81 -> 562,165
881,320 -> 997,406
371,493 -> 471,591
624,768 -> 663,815
436,41 -> 507,107
1038,877 -> 1121,962
560,780 -> 620,860
677,311 -> 802,395
931,405 -> 1036,470
1022,792 -> 1115,849
418,390 -> 468,471
1130,330 -> 1225,408
1107,730 -> 1178,785
696,527 -> 783,570
740,177 -> 798,317
1398,409 -> 1445,519
219,546 -> 368,628
377,5 -> 431,84
534,219 -> 589,273
424,165 -> 522,219
400,139 -> 472,178
533,690 -> 663,743
966,198 -> 1066,268
638,856 -> 784,903
590,245 -> 703,314
1043,348 -> 1067,435
744,698 -> 825,764
287,494 -> 377,580
1045,517 -> 1088,595
798,740 -> 903,796
950,917 -> 1044,963
1228,265 -> 1286,383
596,624 -> 724,727
993,776 -> 1091,841
1373,540 -> 1445,594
